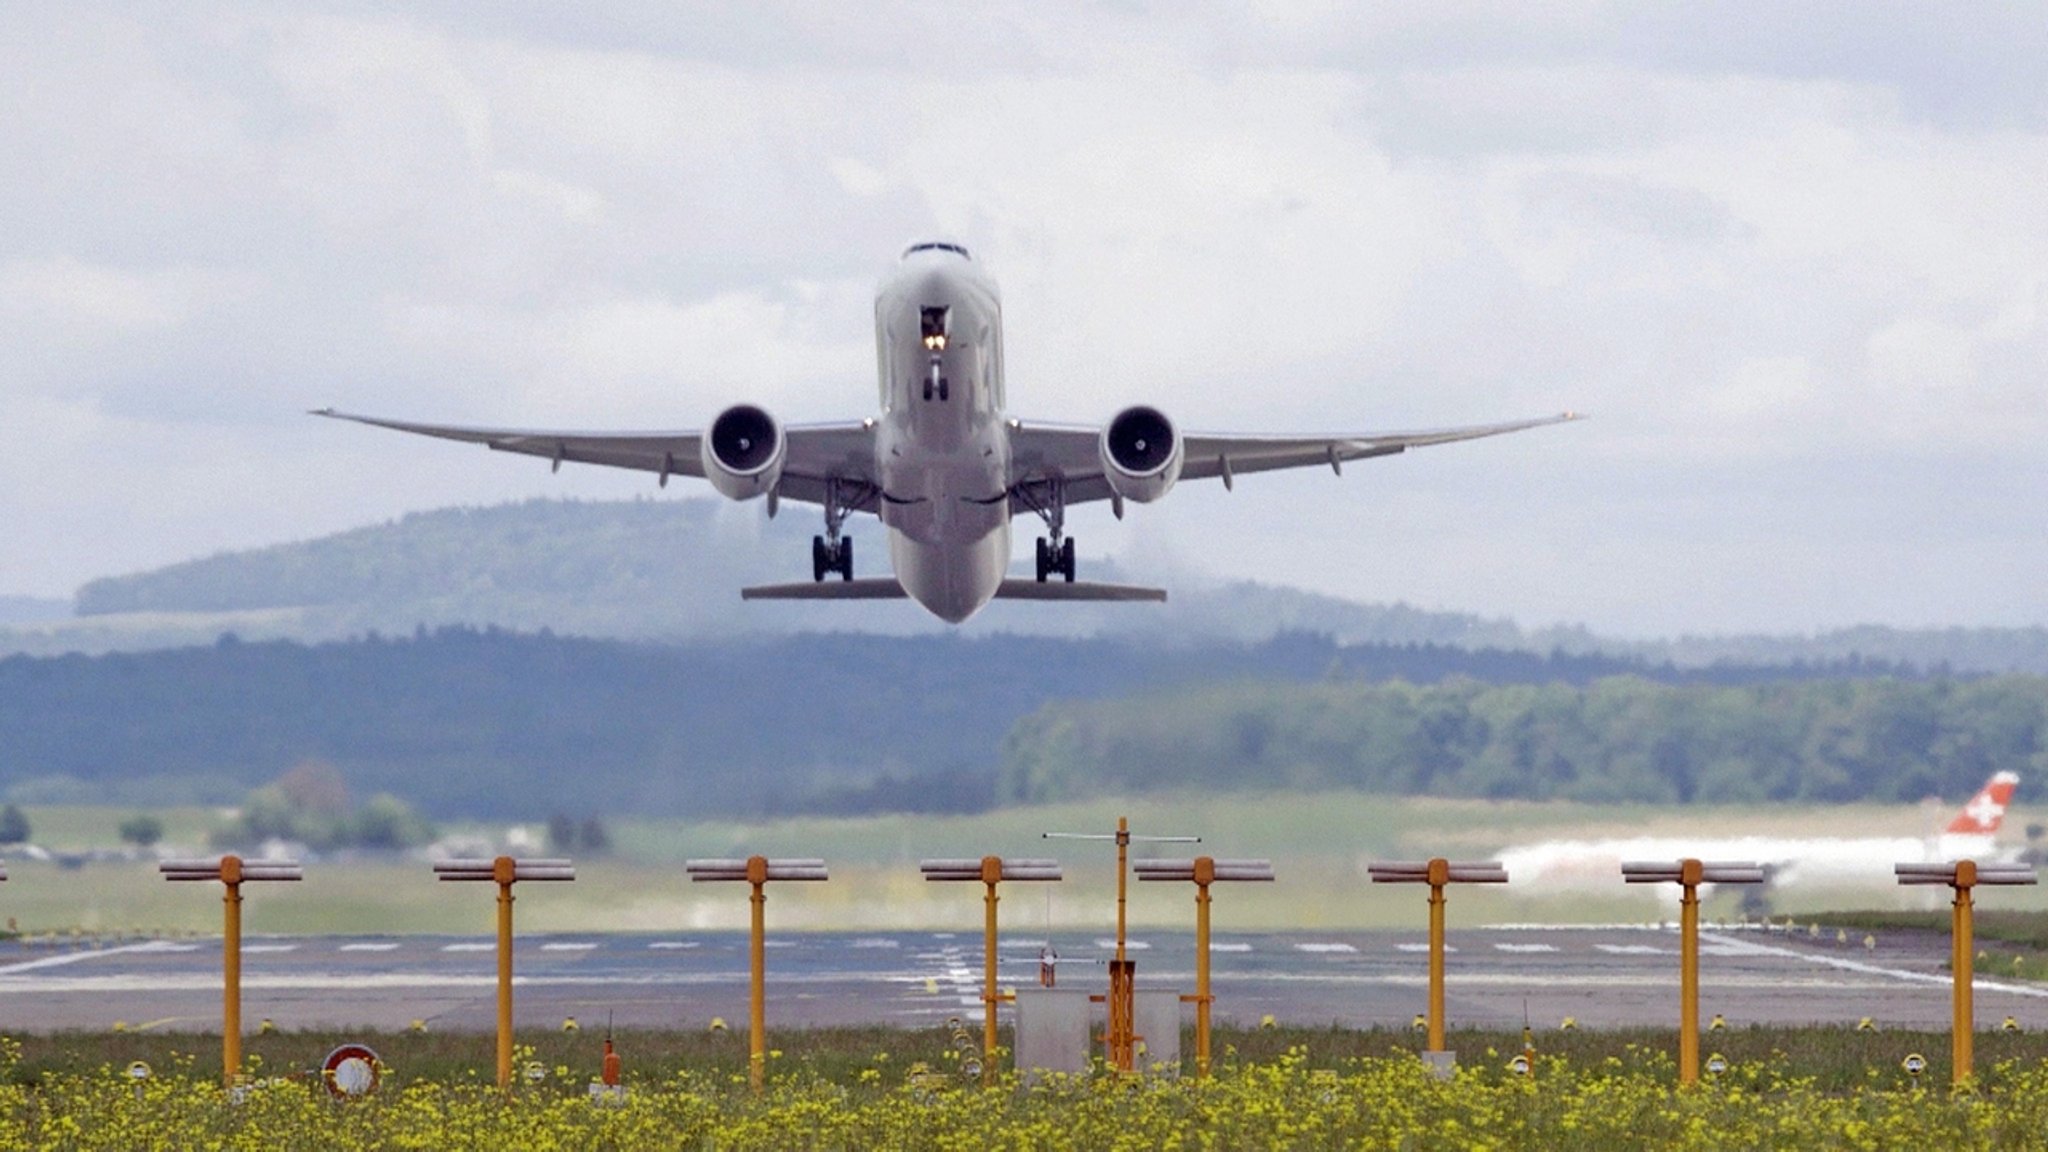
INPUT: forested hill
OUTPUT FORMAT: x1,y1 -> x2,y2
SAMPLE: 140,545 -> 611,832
0,628 -> 1926,821
30,497 -> 2048,672
998,676 -> 2048,808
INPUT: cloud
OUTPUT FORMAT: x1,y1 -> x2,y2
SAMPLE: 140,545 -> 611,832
0,3 -> 2041,635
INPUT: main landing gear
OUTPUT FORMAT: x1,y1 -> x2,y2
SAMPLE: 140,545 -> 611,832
1021,477 -> 1077,583
811,478 -> 854,582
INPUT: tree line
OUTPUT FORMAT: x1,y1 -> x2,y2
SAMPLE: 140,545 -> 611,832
998,675 -> 2048,806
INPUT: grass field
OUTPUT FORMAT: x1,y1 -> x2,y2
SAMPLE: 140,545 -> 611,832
7,1022 -> 2042,1095
1,792 -> 2039,936
8,1024 -> 2048,1149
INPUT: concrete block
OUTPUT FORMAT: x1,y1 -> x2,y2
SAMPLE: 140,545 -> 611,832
1014,988 -> 1091,1077
1134,989 -> 1182,1075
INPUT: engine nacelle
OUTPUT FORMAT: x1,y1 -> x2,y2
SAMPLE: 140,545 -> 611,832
701,404 -> 785,501
1099,405 -> 1183,504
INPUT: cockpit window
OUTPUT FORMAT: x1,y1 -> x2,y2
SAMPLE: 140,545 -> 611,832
902,241 -> 972,261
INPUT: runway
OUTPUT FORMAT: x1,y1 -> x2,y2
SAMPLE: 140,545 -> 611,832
1,924 -> 2040,1033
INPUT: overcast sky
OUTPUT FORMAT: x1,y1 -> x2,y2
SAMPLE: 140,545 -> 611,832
2,3 -> 2043,636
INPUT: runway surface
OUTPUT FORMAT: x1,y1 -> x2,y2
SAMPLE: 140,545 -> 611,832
2,924 -> 2041,1033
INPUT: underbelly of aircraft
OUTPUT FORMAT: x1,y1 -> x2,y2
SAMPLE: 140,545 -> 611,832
889,521 -> 1009,623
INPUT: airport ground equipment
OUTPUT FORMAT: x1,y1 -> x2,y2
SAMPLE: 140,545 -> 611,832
1621,859 -> 1764,1086
1368,859 -> 1506,1066
160,854 -> 302,1089
687,856 -> 829,1090
1135,856 -> 1275,1077
1896,859 -> 2038,1087
433,856 -> 575,1092
920,856 -> 1063,1074
1045,817 -> 1199,1072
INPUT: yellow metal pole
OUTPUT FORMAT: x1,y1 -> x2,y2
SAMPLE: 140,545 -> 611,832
1679,858 -> 1702,1087
494,855 -> 515,1093
748,855 -> 768,1092
1110,817 -> 1133,1072
221,855 -> 242,1091
1954,859 -> 1976,1088
1194,857 -> 1214,1077
982,857 -> 1002,1067
1427,858 -> 1448,1053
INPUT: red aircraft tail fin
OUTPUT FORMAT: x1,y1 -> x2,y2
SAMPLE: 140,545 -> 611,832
1945,771 -> 2020,835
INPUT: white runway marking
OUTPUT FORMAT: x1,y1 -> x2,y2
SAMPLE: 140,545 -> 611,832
1699,932 -> 2048,1000
1596,944 -> 1672,956
1211,943 -> 1253,953
1396,943 -> 1454,954
339,943 -> 400,953
1094,939 -> 1149,950
647,941 -> 699,950
541,942 -> 597,952
850,938 -> 900,949
0,940 -> 196,976
242,944 -> 298,954
1293,943 -> 1357,954
1494,943 -> 1558,954
442,943 -> 492,952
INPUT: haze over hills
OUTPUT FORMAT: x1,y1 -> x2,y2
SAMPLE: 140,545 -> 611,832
1,497 -> 2043,673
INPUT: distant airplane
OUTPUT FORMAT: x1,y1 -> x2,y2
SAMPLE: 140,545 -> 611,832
1494,771 -> 2023,890
319,241 -> 1581,623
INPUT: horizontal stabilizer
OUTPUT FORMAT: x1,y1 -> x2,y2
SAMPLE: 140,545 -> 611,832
742,580 -> 908,601
995,579 -> 1165,602
741,579 -> 1166,603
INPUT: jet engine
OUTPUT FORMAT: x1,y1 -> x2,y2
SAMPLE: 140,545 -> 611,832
1099,405 -> 1183,503
701,404 -> 785,500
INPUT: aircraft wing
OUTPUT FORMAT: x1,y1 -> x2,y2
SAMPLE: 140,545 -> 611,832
312,409 -> 880,512
1006,411 -> 1584,511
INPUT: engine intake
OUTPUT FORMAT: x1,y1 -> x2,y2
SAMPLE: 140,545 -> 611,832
1099,405 -> 1182,503
701,404 -> 785,500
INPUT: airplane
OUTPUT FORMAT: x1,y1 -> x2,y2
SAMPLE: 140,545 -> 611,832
318,241 -> 1581,623
1493,771 -> 2023,890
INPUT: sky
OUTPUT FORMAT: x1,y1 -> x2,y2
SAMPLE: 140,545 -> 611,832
1,2 -> 2043,637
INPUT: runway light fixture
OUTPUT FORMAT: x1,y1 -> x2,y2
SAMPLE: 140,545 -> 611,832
1895,858 -> 2038,1088
1045,818 -> 1199,1072
687,856 -> 829,1090
433,856 -> 575,1092
1622,858 -> 1764,1086
920,856 -> 1063,1073
1136,856 -> 1274,1077
160,854 -> 303,1089
1368,859 -> 1507,1063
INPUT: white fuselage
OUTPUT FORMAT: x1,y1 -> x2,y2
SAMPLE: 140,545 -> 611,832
872,248 -> 1013,623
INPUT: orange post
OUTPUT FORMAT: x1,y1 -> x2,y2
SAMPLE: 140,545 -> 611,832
432,855 -> 576,1095
1954,859 -> 1976,1087
1426,858 -> 1448,1054
1370,857 -> 1509,1066
1622,857 -> 1763,1088
1193,857 -> 1214,1076
495,855 -> 516,1092
220,855 -> 243,1091
981,857 -> 1002,1062
162,854 -> 302,1093
1679,858 -> 1702,1086
748,855 -> 768,1092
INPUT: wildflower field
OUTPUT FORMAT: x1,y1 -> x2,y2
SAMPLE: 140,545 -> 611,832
10,1025 -> 2048,1149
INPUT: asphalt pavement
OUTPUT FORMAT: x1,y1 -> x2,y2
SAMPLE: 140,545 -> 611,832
0,924 -> 2038,1034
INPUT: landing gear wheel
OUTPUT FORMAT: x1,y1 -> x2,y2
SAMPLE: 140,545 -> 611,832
811,535 -> 855,582
1035,537 -> 1051,583
1059,537 -> 1076,583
